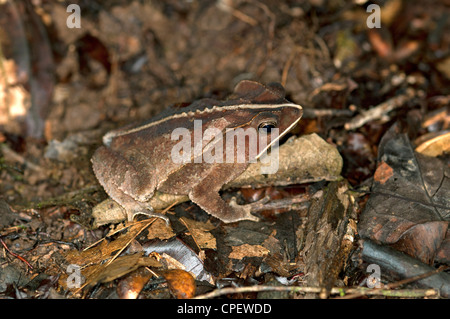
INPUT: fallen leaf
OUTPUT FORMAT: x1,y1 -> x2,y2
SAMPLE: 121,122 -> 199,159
373,161 -> 394,184
142,237 -> 213,283
393,40 -> 420,61
380,0 -> 403,26
415,131 -> 450,157
64,220 -> 156,267
435,230 -> 450,264
368,28 -> 393,59
261,230 -> 281,254
180,217 -> 217,250
229,244 -> 270,259
60,219 -> 159,290
160,269 -> 196,299
359,123 -> 450,264
158,252 -> 187,270
436,56 -> 450,80
80,253 -> 161,291
146,218 -> 176,240
117,267 -> 154,299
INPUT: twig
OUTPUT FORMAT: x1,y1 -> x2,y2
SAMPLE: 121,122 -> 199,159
216,0 -> 258,26
12,185 -> 101,211
361,239 -> 450,297
230,8 -> 258,26
0,144 -> 42,172
337,265 -> 448,299
310,82 -> 349,98
302,108 -> 354,119
249,193 -> 312,212
345,88 -> 416,130
253,0 -> 275,54
194,284 -> 438,299
0,237 -> 33,270
387,265 -> 449,289
281,49 -> 297,87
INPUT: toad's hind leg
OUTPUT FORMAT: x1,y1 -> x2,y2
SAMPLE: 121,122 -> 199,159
91,146 -> 169,224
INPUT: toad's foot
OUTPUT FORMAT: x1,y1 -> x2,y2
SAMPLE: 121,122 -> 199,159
228,197 -> 262,222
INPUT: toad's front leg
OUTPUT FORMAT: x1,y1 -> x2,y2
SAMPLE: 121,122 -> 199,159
188,163 -> 260,223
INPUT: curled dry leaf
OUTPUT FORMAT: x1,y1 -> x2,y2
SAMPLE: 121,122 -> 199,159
117,267 -> 154,299
415,131 -> 450,157
142,237 -> 213,284
225,133 -> 343,189
160,269 -> 196,299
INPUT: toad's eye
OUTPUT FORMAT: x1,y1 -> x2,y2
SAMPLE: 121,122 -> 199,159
258,121 -> 277,133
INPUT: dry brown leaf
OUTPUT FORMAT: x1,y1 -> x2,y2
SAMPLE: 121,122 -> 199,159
359,124 -> 450,264
368,28 -> 392,59
261,230 -> 282,254
60,219 -> 159,291
78,253 -> 161,292
146,218 -> 176,240
160,269 -> 196,299
374,161 -> 394,184
117,267 -> 154,299
229,244 -> 270,259
160,252 -> 187,270
180,217 -> 217,250
436,56 -> 450,80
415,131 -> 450,157
65,220 -> 155,267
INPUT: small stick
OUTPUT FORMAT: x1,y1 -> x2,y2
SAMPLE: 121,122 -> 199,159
217,1 -> 258,26
345,88 -> 416,130
302,108 -> 354,118
249,193 -> 312,212
0,237 -> 33,270
194,284 -> 438,299
0,144 -> 42,173
385,265 -> 449,290
281,49 -> 297,87
337,265 -> 448,299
